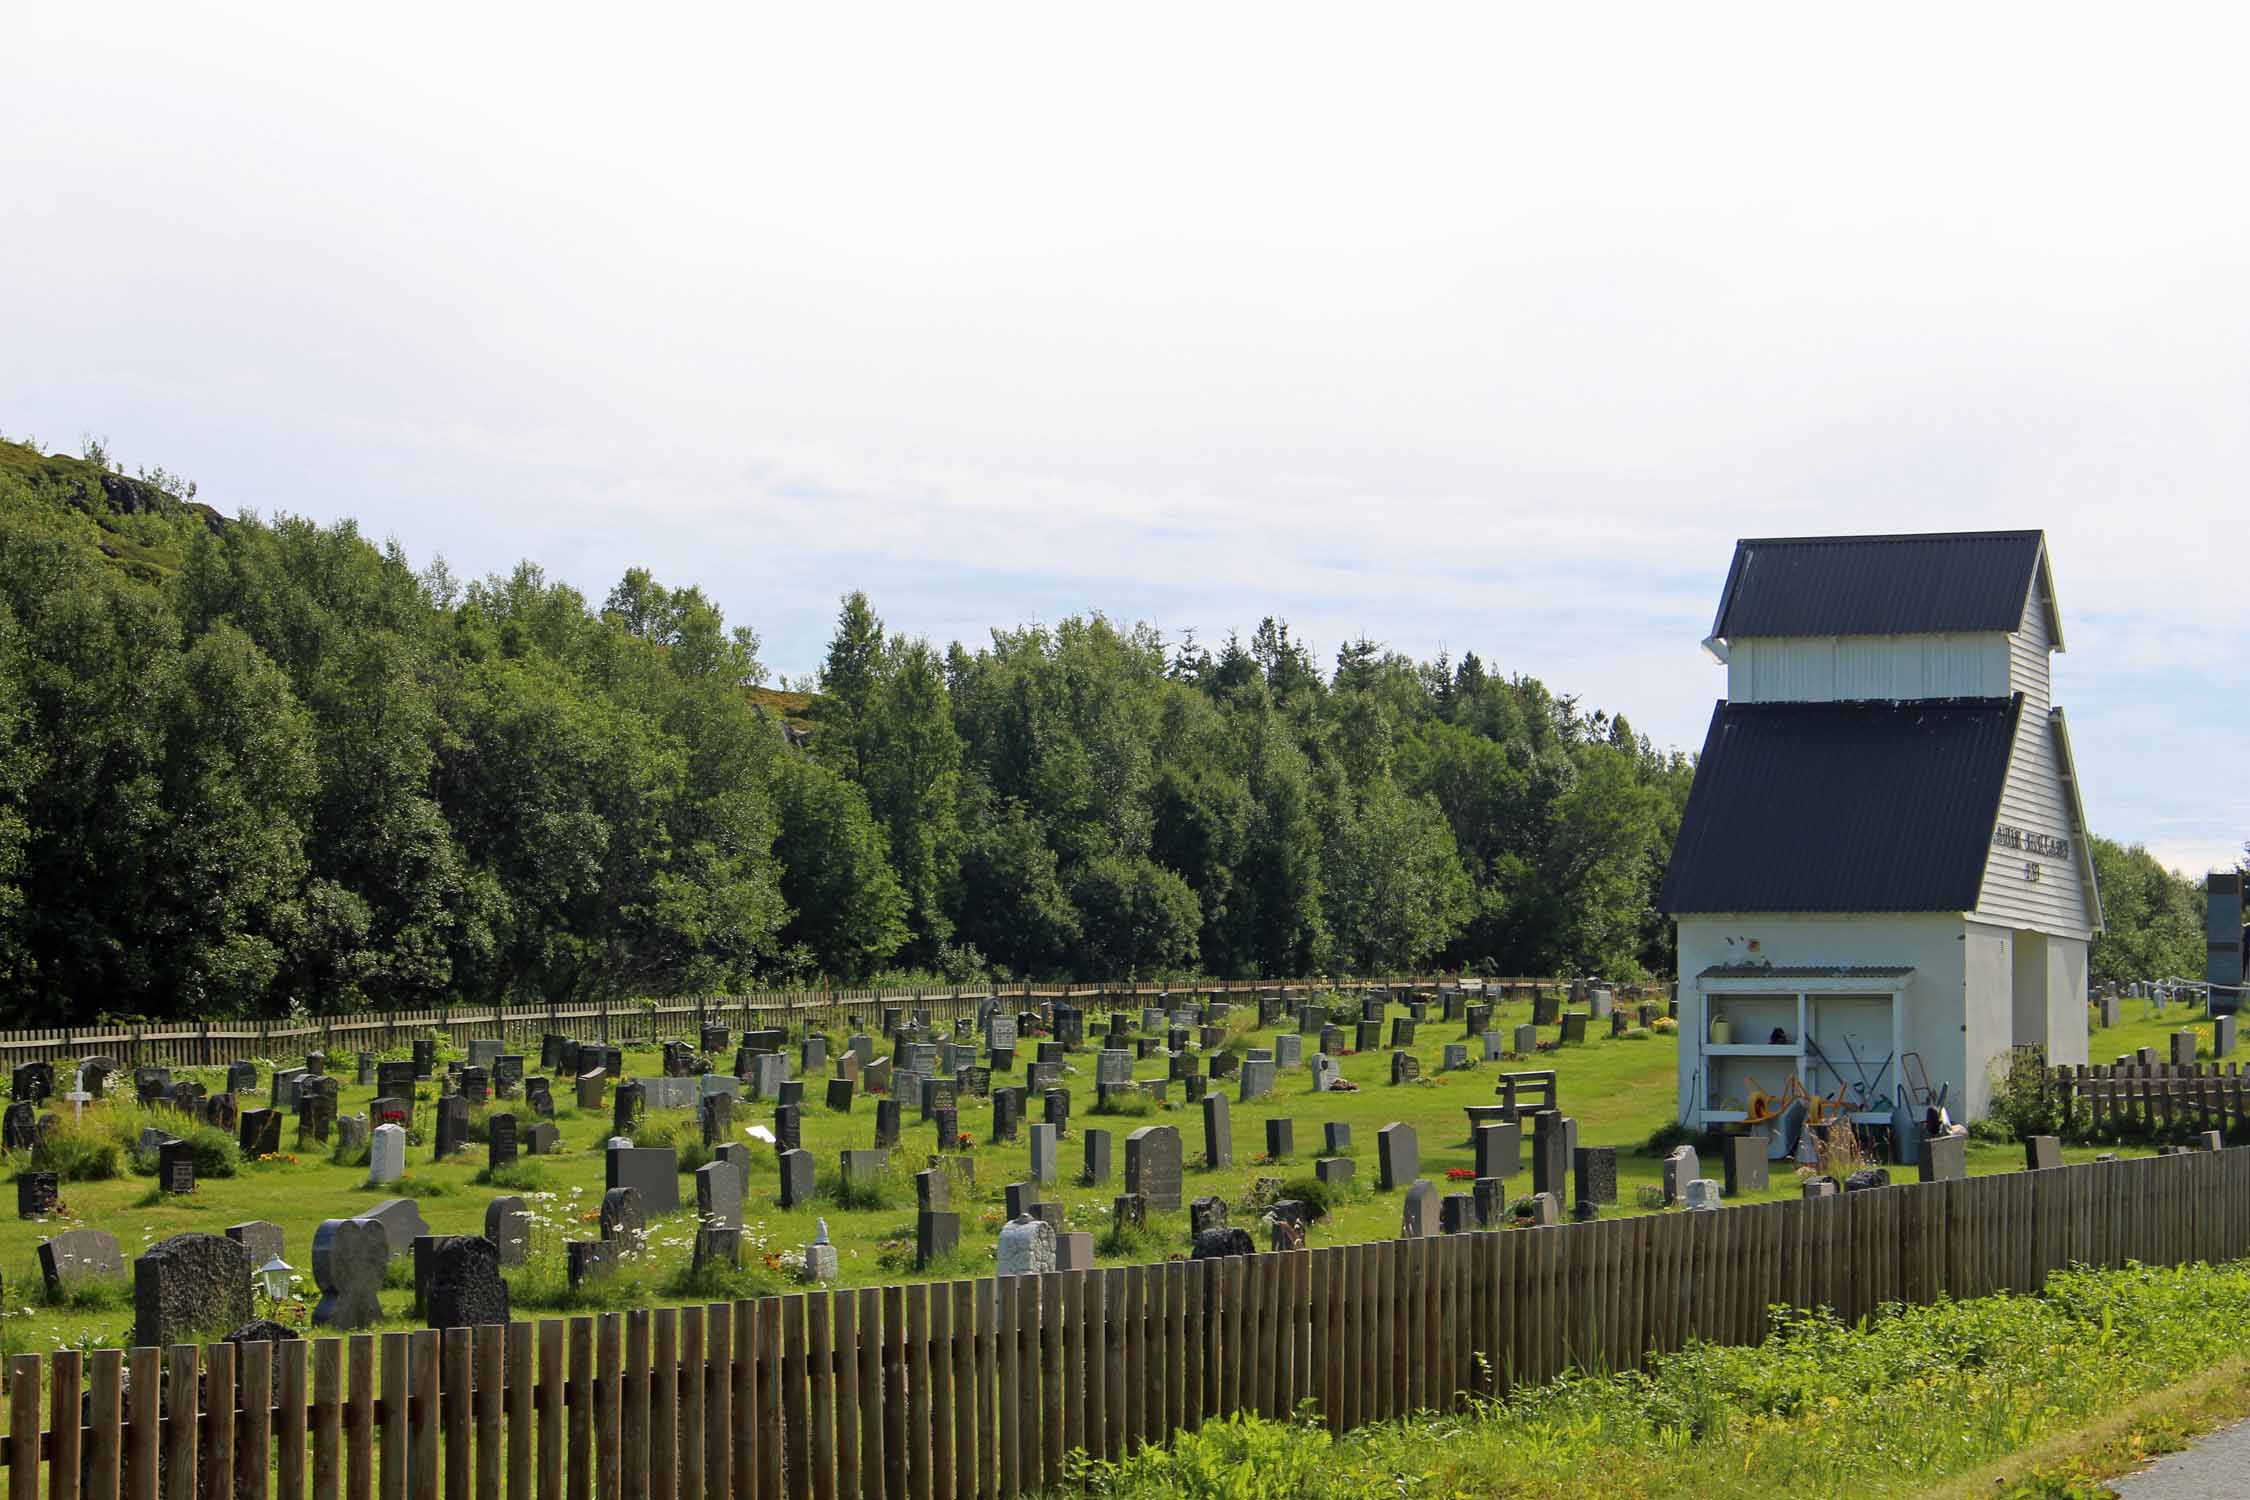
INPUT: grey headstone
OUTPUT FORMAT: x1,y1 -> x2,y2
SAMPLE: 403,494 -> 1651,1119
1722,1134 -> 1768,1196
225,1221 -> 285,1270
1202,1092 -> 1233,1169
1124,1125 -> 1183,1212
1377,1121 -> 1418,1192
310,1219 -> 388,1331
362,1198 -> 430,1257
39,1228 -> 124,1299
1920,1131 -> 1968,1183
485,1198 -> 532,1266
605,1144 -> 680,1216
778,1149 -> 816,1209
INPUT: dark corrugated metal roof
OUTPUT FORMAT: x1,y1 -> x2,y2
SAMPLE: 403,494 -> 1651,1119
1711,530 -> 2046,640
1659,695 -> 2023,915
1697,964 -> 1916,980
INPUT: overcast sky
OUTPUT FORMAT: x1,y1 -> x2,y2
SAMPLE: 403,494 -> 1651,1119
5,5 -> 2244,875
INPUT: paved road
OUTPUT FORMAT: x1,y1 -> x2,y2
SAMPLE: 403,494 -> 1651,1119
2108,1418 -> 2250,1498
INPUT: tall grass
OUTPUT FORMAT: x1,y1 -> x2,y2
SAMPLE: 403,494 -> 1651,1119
1080,1258 -> 2250,1500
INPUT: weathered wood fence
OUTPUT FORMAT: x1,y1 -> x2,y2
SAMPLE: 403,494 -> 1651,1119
2050,1061 -> 2250,1136
3,1147 -> 2244,1500
0,979 -> 1662,1074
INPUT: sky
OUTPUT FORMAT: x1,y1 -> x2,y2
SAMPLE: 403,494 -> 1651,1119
4,5 -> 2245,875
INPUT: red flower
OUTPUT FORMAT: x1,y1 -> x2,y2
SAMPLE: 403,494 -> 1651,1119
1445,1168 -> 1476,1181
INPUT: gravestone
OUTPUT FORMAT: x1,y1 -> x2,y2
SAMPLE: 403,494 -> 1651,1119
309,1218 -> 388,1332
1043,1088 -> 1070,1130
1531,1113 -> 1572,1200
11,1169 -> 56,1220
1190,1196 -> 1228,1236
229,1061 -> 261,1096
749,1054 -> 788,1102
1265,1118 -> 1294,1159
801,1037 -> 829,1074
1663,1145 -> 1699,1205
38,1229 -> 124,1299
840,1148 -> 889,1192
1920,1131 -> 1968,1183
922,1077 -> 959,1122
362,1198 -> 429,1257
485,1197 -> 532,1266
467,1040 -> 503,1069
426,1236 -> 511,1329
827,1078 -> 855,1113
605,1144 -> 680,1216
273,1068 -> 306,1109
1192,1227 -> 1255,1260
412,1039 -> 435,1079
525,1122 -> 560,1156
1083,1128 -> 1113,1185
1482,1031 -> 1507,1062
11,1061 -> 53,1104
777,1103 -> 806,1152
1442,1044 -> 1469,1072
137,1233 -> 252,1347
1323,1121 -> 1353,1155
915,1167 -> 949,1212
1029,1124 -> 1058,1185
493,1056 -> 524,1098
1315,1157 -> 1354,1187
1124,1126 -> 1183,1212
1439,1193 -> 1477,1236
1684,1179 -> 1723,1211
1389,1052 -> 1421,1086
487,1113 -> 520,1172
1473,1176 -> 1508,1228
1376,1122 -> 1418,1191
3,1101 -> 40,1153
695,1164 -> 743,1266
700,1093 -> 732,1148
1238,1058 -> 1275,1102
958,1065 -> 991,1100
1203,1092 -> 1233,1169
598,1186 -> 645,1249
1802,1178 -> 1838,1199
1098,1050 -> 1134,1088
239,1107 -> 283,1157
1274,1033 -> 1302,1069
778,1150 -> 816,1209
2024,1135 -> 2064,1172
524,1077 -> 554,1118
990,1090 -> 1020,1143
612,1080 -> 645,1133
1395,1178 -> 1431,1241
1474,1122 -> 1521,1180
2172,1030 -> 2199,1067
916,1211 -> 959,1270
1721,1134 -> 1768,1196
996,1215 -> 1054,1277
1512,1024 -> 1537,1055
159,1138 -> 196,1195
933,1104 -> 960,1146
206,1092 -> 240,1133
1309,1055 -> 1342,1092
434,1096 -> 470,1160
368,1123 -> 407,1185
225,1221 -> 285,1273
1573,1145 -> 1618,1205
1056,1232 -> 1096,1272
577,1070 -> 607,1111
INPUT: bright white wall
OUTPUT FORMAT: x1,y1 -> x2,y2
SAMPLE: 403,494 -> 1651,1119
2045,935 -> 2090,1068
1962,922 -> 2014,1118
1726,633 -> 2009,703
1675,912 -> 1970,1121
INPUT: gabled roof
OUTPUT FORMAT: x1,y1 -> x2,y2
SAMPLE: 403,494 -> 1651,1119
1710,530 -> 2062,647
1660,695 -> 2023,915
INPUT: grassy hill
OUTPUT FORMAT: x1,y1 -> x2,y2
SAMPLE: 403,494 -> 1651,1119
0,438 -> 225,584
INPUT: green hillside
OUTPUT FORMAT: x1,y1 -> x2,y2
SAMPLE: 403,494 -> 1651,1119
0,438 -> 225,583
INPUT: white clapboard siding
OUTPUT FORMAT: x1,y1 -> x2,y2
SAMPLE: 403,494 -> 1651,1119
1975,582 -> 2091,936
1728,633 -> 2008,703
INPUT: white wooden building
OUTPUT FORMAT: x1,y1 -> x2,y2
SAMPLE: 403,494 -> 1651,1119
1662,531 -> 2102,1125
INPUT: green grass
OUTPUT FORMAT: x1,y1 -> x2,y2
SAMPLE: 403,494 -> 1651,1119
1075,1258 -> 2250,1500
0,991 -> 2163,1347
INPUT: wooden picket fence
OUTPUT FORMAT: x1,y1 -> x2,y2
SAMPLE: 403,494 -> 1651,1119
3,1147 -> 2245,1500
2049,1061 -> 2250,1137
0,979 -> 1661,1075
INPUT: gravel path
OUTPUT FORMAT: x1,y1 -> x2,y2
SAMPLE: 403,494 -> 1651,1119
2107,1418 -> 2250,1498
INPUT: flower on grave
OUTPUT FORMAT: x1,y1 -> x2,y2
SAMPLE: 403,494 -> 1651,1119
1445,1168 -> 1476,1181
956,1133 -> 974,1149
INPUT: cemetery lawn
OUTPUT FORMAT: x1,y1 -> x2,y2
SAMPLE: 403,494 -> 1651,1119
2,992 -> 2154,1351
1072,1257 -> 2250,1500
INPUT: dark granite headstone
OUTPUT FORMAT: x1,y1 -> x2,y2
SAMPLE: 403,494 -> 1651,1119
136,1232 -> 252,1347
425,1235 -> 511,1329
778,1149 -> 816,1209
1377,1121 -> 1419,1191
239,1107 -> 282,1157
487,1113 -> 519,1171
605,1145 -> 679,1216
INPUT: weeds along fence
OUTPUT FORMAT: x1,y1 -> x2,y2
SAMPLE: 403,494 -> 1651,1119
3,1148 -> 2246,1500
0,979 -> 1666,1073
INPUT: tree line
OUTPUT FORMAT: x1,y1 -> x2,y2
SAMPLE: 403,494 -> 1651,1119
0,438 -> 2211,1022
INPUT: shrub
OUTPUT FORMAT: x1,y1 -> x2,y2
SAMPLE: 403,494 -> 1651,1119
1274,1176 -> 1337,1222
131,1126 -> 240,1180
1093,1089 -> 1155,1118
30,1116 -> 123,1182
475,1161 -> 549,1191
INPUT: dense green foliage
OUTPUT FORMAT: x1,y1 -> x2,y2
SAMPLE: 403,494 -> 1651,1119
2087,836 -> 2209,986
1079,1259 -> 2250,1500
0,439 -> 1697,1018
0,437 -> 2212,1021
